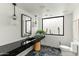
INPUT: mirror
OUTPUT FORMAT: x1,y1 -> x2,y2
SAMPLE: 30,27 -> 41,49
21,14 -> 32,37
42,16 -> 64,36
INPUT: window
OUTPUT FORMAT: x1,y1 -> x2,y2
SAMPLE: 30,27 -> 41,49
21,14 -> 32,37
42,16 -> 64,36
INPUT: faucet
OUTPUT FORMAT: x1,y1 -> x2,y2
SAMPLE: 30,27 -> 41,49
27,34 -> 30,38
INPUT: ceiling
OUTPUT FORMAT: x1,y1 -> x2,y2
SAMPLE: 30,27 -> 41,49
17,3 -> 79,16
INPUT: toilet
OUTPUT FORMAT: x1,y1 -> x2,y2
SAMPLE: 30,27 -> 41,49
59,42 -> 79,56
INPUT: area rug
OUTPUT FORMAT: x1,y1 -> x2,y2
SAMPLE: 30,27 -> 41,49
26,45 -> 61,56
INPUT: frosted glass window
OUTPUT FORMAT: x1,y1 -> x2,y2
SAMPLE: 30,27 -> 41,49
42,16 -> 64,36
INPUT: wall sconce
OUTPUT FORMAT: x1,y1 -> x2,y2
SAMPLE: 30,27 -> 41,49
32,15 -> 37,27
34,15 -> 37,25
12,3 -> 17,20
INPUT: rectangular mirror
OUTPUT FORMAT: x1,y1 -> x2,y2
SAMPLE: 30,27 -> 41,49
21,14 -> 32,37
42,16 -> 64,36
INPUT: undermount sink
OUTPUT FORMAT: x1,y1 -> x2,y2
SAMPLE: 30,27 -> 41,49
26,41 -> 31,44
26,37 -> 35,41
26,39 -> 36,43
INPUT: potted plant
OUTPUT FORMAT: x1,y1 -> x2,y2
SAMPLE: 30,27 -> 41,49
35,30 -> 45,36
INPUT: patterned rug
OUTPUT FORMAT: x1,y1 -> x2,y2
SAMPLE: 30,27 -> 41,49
26,45 -> 61,56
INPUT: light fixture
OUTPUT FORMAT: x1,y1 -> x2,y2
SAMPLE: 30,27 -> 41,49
34,15 -> 37,24
32,15 -> 37,27
12,3 -> 17,20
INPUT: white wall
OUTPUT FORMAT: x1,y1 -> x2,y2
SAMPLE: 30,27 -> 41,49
63,12 -> 73,46
0,3 -> 34,46
73,6 -> 79,42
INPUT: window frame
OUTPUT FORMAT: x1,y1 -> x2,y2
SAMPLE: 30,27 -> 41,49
42,16 -> 64,36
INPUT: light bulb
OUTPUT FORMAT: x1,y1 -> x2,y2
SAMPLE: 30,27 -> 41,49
12,15 -> 17,20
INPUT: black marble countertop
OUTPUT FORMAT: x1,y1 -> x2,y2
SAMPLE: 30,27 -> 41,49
1,35 -> 45,56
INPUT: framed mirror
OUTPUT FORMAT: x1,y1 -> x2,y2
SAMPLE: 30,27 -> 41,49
42,16 -> 64,36
21,14 -> 32,37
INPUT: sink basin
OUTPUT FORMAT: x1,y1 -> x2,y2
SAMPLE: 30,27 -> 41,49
26,37 -> 35,41
26,41 -> 31,44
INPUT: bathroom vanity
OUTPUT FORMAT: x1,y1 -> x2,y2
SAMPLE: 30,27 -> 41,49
0,35 -> 45,56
